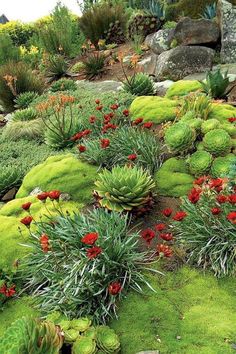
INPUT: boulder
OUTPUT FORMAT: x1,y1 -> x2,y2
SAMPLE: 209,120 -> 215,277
145,29 -> 174,54
218,0 -> 236,63
174,17 -> 220,46
137,54 -> 157,75
154,46 -> 215,81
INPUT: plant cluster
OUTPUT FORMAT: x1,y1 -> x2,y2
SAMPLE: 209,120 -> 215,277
127,11 -> 161,39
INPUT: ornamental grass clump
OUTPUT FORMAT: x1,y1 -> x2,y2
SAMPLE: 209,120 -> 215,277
169,177 -> 236,276
20,208 -> 156,323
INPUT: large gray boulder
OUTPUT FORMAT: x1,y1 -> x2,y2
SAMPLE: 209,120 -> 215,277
154,46 -> 215,81
145,29 -> 174,55
218,0 -> 236,63
174,17 -> 220,46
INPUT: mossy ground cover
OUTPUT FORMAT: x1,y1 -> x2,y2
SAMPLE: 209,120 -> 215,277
111,266 -> 236,354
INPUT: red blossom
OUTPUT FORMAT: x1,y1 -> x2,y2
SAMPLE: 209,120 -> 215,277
123,109 -> 129,117
216,194 -> 228,204
81,232 -> 98,245
20,216 -> 33,227
211,207 -> 221,215
141,228 -> 155,245
78,145 -> 86,152
160,233 -> 173,241
128,153 -> 137,161
157,244 -> 173,258
40,233 -> 50,252
37,192 -> 49,201
209,178 -> 224,192
110,103 -> 119,110
0,284 -> 7,295
228,117 -> 236,122
0,284 -> 16,298
96,105 -> 103,111
103,114 -> 111,124
143,122 -> 153,129
21,202 -> 32,211
48,190 -> 61,200
155,223 -> 166,232
173,211 -> 187,221
89,115 -> 96,123
228,194 -> 236,204
132,117 -> 143,125
86,246 -> 102,259
227,211 -> 236,224
109,112 -> 114,118
102,123 -> 118,133
188,188 -> 201,204
194,176 -> 208,185
82,129 -> 92,136
108,282 -> 122,295
100,138 -> 110,148
162,208 -> 173,217
95,99 -> 100,104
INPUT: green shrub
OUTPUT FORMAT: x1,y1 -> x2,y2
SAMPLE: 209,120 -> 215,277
0,33 -> 19,65
0,21 -> 34,46
79,2 -> 127,48
200,69 -> 230,99
164,122 -> 196,154
123,72 -> 155,96
69,61 -> 85,73
0,61 -> 44,112
2,119 -> 43,141
203,129 -> 232,156
14,91 -> 39,109
50,78 -> 77,92
188,151 -> 213,177
20,208 -> 155,322
165,0 -> 221,20
43,54 -> 69,80
83,53 -> 106,80
12,107 -> 38,122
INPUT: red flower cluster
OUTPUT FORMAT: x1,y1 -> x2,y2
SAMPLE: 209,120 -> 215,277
0,284 -> 16,297
128,153 -> 137,161
143,122 -> 153,129
40,233 -> 50,252
102,123 -> 118,133
141,228 -> 155,245
132,117 -> 143,126
155,223 -> 166,231
209,178 -> 224,192
211,207 -> 221,215
89,115 -> 96,123
100,138 -> 110,149
173,211 -> 187,221
20,216 -> 33,227
110,103 -> 119,110
78,145 -> 86,152
228,117 -> 236,123
216,194 -> 228,204
157,244 -> 173,258
21,202 -> 32,211
86,246 -> 102,259
227,211 -> 236,224
228,194 -> 236,204
81,232 -> 98,245
96,105 -> 103,111
37,192 -> 49,201
108,281 -> 122,295
162,208 -> 172,217
160,233 -> 173,241
188,188 -> 201,204
123,109 -> 129,117
48,190 -> 61,200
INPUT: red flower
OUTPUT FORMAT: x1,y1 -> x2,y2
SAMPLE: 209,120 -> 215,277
209,178 -> 224,191
109,112 -> 114,118
160,233 -> 173,241
78,145 -> 86,152
110,103 -> 119,110
96,105 -> 103,111
86,246 -> 102,259
20,216 -> 33,227
48,190 -> 61,200
100,138 -> 110,148
71,132 -> 84,141
141,228 -> 156,245
102,123 -> 118,133
0,284 -> 7,295
143,122 -> 153,129
216,194 -> 228,204
103,114 -> 111,123
5,285 -> 16,298
108,282 -> 122,295
37,192 -> 49,201
123,109 -> 129,117
194,176 -> 208,185
132,117 -> 143,125
89,115 -> 96,123
188,188 -> 201,204
40,233 -> 50,252
227,211 -> 236,224
81,232 -> 98,245
21,202 -> 32,211
228,194 -> 236,204
128,153 -> 137,161
155,223 -> 166,231
157,244 -> 173,258
211,207 -> 221,215
228,117 -> 236,122
173,211 -> 187,221
162,208 -> 173,217
82,129 -> 92,136
95,99 -> 100,104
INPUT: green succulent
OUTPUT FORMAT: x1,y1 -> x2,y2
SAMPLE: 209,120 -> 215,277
50,78 -> 77,92
95,165 -> 155,212
185,118 -> 203,132
220,122 -> 236,137
72,337 -> 96,354
123,72 -> 155,96
70,61 -> 86,73
64,329 -> 81,343
188,151 -> 213,177
14,91 -> 39,109
12,107 -> 38,122
210,154 -> 236,178
84,327 -> 97,340
203,128 -> 232,156
164,122 -> 196,154
201,119 -> 220,134
200,68 -> 230,99
71,318 -> 92,332
0,165 -> 22,197
96,326 -> 120,353
0,317 -> 64,354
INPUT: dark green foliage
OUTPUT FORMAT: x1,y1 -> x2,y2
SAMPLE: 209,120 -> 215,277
123,72 -> 155,96
127,11 -> 161,39
50,78 -> 77,92
0,62 -> 44,112
44,54 -> 69,80
79,2 -> 127,48
202,2 -> 217,19
200,69 -> 230,99
129,0 -> 165,18
14,91 -> 39,109
0,33 -> 20,65
83,53 -> 106,80
104,20 -> 126,45
0,21 -> 35,46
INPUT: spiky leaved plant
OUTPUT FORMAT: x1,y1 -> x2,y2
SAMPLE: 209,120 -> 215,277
200,68 -> 230,99
123,72 -> 155,96
95,165 -> 155,212
14,91 -> 39,109
83,53 -> 106,80
12,107 -> 38,122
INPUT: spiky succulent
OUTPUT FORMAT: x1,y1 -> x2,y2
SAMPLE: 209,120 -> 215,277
200,68 -> 230,99
164,122 -> 196,154
95,165 -> 155,212
50,78 -> 77,92
96,326 -> 120,353
210,154 -> 236,178
72,337 -> 96,354
201,119 -> 220,134
12,107 -> 38,122
203,128 -> 232,156
14,91 -> 39,109
0,165 -> 22,197
123,72 -> 155,96
188,151 -> 213,177
0,317 -> 64,354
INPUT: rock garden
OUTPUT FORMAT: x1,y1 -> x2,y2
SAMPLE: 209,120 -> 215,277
0,0 -> 236,353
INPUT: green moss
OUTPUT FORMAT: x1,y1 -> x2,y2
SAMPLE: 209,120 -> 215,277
110,267 -> 236,354
154,157 -> 194,197
165,80 -> 202,99
209,103 -> 236,124
130,96 -> 178,124
0,296 -> 40,334
16,154 -> 97,203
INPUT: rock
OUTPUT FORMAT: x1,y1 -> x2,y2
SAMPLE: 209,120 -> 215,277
145,29 -> 174,54
76,80 -> 123,93
153,80 -> 174,96
137,54 -> 157,75
1,188 -> 17,202
174,17 -> 220,46
154,46 -> 215,81
218,0 -> 236,63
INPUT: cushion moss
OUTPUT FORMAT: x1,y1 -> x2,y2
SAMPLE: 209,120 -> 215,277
165,80 -> 202,99
209,103 -> 236,124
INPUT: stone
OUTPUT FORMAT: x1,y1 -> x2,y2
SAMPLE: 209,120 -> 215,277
154,46 -> 215,81
76,80 -> 123,93
145,29 -> 174,55
174,17 -> 220,46
1,188 -> 17,202
137,54 -> 157,75
153,80 -> 174,96
218,0 -> 236,63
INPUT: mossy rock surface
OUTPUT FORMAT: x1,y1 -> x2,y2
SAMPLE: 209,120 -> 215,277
111,266 -> 236,354
209,103 -> 236,124
165,80 -> 202,99
154,157 -> 194,197
0,195 -> 82,270
130,96 -> 178,124
16,154 -> 97,203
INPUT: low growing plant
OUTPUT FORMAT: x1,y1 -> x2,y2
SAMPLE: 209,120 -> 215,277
43,54 -> 69,80
14,91 -> 39,109
12,107 -> 38,122
83,52 -> 106,80
200,68 -> 230,99
50,78 -> 77,92
2,119 -> 43,141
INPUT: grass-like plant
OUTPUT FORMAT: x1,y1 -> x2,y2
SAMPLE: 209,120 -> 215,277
21,208 -> 156,323
12,107 -> 38,122
0,32 -> 20,65
14,91 -> 39,109
177,92 -> 212,120
43,54 -> 69,80
2,119 -> 43,141
83,52 -> 106,80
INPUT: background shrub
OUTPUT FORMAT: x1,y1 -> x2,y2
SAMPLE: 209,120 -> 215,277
0,21 -> 35,46
0,33 -> 20,65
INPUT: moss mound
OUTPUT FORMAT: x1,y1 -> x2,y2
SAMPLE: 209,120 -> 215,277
110,267 -> 236,354
209,103 -> 236,124
165,80 -> 202,99
130,96 -> 178,124
154,157 -> 194,197
16,154 -> 97,202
